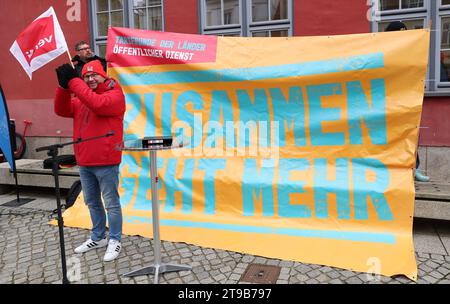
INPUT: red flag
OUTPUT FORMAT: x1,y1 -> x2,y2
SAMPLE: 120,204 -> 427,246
9,7 -> 68,79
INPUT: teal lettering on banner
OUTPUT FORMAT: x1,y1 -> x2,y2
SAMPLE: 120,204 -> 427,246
242,159 -> 275,216
119,51 -> 395,224
347,79 -> 387,145
353,158 -> 393,220
314,158 -> 351,219
270,87 -> 306,147
162,158 -> 195,213
119,154 -> 140,208
144,93 -> 156,137
175,91 -> 203,148
133,156 -> 164,211
237,89 -> 271,147
307,83 -> 345,146
123,94 -> 141,141
209,90 -> 236,148
161,92 -> 174,136
278,158 -> 311,218
197,159 -> 226,214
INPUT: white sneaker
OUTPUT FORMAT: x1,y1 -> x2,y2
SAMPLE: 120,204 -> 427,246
415,171 -> 430,182
74,238 -> 108,254
103,239 -> 121,262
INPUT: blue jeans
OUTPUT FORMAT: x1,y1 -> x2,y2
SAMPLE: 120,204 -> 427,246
79,165 -> 122,242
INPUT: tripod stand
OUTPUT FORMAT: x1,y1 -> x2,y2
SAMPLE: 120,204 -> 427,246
36,132 -> 114,284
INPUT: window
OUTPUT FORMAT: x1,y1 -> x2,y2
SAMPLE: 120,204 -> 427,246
249,0 -> 290,36
372,0 -> 450,93
132,0 -> 163,31
201,0 -> 292,37
90,0 -> 164,57
439,5 -> 450,85
203,0 -> 242,36
95,0 -> 125,37
379,0 -> 424,11
251,29 -> 288,37
205,0 -> 240,26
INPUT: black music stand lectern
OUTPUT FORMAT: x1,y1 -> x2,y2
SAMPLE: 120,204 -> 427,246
36,132 -> 114,284
119,136 -> 191,284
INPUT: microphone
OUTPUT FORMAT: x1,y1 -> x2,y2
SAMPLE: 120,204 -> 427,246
36,131 -> 116,153
77,131 -> 114,141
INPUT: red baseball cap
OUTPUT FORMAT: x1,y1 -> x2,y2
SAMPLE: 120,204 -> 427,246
81,60 -> 107,78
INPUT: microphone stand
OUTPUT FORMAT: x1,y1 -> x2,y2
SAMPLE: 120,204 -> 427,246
36,131 -> 114,284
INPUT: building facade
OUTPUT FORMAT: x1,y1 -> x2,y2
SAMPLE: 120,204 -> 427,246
0,0 -> 448,180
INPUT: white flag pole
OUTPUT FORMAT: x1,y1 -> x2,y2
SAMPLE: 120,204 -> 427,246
67,50 -> 74,68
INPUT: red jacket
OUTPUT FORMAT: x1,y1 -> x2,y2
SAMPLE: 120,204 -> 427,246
54,78 -> 125,166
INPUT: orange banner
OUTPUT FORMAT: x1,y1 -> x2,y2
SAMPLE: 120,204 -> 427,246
61,28 -> 430,280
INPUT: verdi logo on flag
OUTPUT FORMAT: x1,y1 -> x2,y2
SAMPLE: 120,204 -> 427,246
20,17 -> 57,64
9,6 -> 68,79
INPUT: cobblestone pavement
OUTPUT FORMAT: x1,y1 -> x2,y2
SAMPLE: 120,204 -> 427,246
1,204 -> 449,285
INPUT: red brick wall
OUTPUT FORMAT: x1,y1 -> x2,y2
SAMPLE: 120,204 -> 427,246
164,0 -> 199,34
294,0 -> 370,36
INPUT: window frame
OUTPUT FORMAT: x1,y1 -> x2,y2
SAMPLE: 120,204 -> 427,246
441,0 -> 450,9
437,3 -> 450,89
127,0 -> 165,31
93,0 -> 126,38
248,0 -> 290,24
246,0 -> 292,37
200,0 -> 292,37
201,0 -> 243,35
369,0 -> 450,95
90,0 -> 165,57
378,0 -> 426,13
374,15 -> 427,34
249,24 -> 291,37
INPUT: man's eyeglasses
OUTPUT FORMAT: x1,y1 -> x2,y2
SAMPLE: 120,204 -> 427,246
77,46 -> 91,51
83,73 -> 100,81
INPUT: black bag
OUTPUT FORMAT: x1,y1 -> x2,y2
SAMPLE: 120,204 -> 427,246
65,180 -> 82,209
43,154 -> 77,169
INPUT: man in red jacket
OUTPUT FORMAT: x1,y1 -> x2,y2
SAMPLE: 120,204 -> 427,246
54,60 -> 125,262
